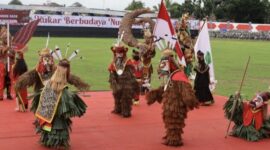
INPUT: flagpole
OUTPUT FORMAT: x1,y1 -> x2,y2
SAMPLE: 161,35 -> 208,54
194,18 -> 217,90
225,56 -> 250,138
194,18 -> 207,59
199,18 -> 207,35
153,0 -> 186,66
7,22 -> 10,72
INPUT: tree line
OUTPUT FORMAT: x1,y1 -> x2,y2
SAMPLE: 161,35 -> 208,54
8,0 -> 270,23
126,0 -> 270,23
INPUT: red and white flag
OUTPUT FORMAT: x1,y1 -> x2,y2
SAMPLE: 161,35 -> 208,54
153,0 -> 186,66
12,19 -> 40,50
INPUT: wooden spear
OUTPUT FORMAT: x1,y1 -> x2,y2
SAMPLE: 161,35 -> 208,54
225,56 -> 251,138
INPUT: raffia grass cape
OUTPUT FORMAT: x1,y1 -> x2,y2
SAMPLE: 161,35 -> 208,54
31,65 -> 87,148
224,95 -> 270,141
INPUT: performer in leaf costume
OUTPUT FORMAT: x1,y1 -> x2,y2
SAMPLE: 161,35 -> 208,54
31,58 -> 88,148
224,91 -> 270,141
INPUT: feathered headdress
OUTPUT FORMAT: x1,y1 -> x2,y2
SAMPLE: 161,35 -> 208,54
115,31 -> 125,47
111,31 -> 128,58
49,45 -> 80,61
43,33 -> 80,61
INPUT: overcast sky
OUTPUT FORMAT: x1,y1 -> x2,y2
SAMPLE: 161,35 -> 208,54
0,0 -> 184,10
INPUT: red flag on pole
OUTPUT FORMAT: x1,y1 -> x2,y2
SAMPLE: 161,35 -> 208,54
12,19 -> 40,50
153,0 -> 186,66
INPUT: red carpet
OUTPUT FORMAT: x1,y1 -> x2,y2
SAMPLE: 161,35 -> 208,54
0,91 -> 269,150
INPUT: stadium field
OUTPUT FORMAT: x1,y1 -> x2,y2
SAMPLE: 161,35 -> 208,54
25,37 -> 270,98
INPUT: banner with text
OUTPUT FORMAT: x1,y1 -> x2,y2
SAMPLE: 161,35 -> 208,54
31,14 -> 200,30
32,14 -> 140,28
4,14 -> 269,32
0,10 -> 30,24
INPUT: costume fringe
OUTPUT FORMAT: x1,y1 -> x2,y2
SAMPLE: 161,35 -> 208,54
109,65 -> 139,118
145,86 -> 164,105
32,88 -> 87,149
16,69 -> 90,93
68,74 -> 90,91
230,119 -> 270,141
177,81 -> 199,110
15,69 -> 44,92
223,94 -> 243,125
162,80 -> 198,146
147,80 -> 198,146
223,94 -> 270,141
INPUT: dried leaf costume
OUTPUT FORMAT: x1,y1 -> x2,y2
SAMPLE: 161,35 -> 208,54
176,13 -> 195,77
224,91 -> 270,141
146,49 -> 198,146
119,8 -> 156,94
108,42 -> 139,118
31,59 -> 87,148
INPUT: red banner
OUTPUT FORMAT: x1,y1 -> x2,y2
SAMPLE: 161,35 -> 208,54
0,10 -> 30,23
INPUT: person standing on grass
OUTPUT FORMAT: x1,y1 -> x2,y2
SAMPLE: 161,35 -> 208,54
194,50 -> 214,105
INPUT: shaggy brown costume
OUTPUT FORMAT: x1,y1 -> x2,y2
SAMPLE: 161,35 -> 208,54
15,49 -> 89,92
108,45 -> 139,118
146,81 -> 198,146
119,9 -> 156,94
15,69 -> 50,92
15,69 -> 89,92
109,65 -> 139,117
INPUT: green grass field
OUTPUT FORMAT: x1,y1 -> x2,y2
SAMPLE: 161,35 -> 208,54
25,37 -> 270,98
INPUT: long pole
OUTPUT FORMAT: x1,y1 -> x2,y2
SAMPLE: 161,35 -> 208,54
45,32 -> 50,48
65,43 -> 70,57
225,56 -> 251,138
7,23 -> 10,72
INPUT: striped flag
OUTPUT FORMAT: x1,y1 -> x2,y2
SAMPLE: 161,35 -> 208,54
153,0 -> 186,66
12,19 -> 40,50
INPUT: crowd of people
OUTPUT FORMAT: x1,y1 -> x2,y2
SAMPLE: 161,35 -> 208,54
209,30 -> 270,40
